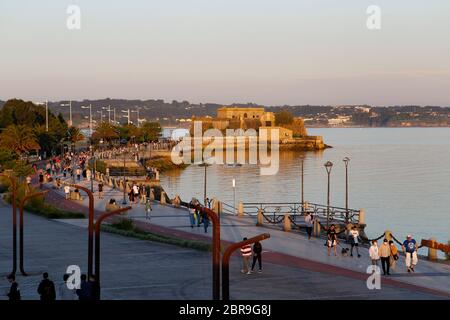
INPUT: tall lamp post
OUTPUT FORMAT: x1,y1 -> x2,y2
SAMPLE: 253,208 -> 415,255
324,161 -> 333,229
60,100 -> 72,127
121,141 -> 127,205
343,157 -> 350,223
300,154 -> 305,213
81,104 -> 93,137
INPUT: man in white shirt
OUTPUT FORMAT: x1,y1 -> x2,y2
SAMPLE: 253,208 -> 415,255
349,226 -> 361,258
64,185 -> 71,199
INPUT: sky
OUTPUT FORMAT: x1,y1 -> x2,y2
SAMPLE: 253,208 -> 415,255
1,0 -> 449,106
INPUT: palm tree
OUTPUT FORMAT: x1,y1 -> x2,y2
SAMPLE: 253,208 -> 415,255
92,122 -> 119,145
0,124 -> 40,155
67,126 -> 85,144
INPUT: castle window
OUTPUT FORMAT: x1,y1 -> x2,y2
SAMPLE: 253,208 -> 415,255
244,113 -> 248,118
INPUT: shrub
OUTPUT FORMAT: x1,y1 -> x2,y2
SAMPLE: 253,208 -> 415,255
111,218 -> 134,231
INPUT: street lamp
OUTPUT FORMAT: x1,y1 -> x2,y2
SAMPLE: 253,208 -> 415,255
97,110 -> 104,124
299,154 -> 305,213
60,100 -> 72,127
121,109 -> 131,125
324,161 -> 333,229
89,145 -> 94,193
121,141 -> 128,205
343,157 -> 350,223
131,106 -> 141,127
102,105 -> 112,123
81,104 -> 93,137
35,100 -> 49,132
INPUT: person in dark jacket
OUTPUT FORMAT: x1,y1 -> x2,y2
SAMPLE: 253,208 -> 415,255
76,274 -> 93,301
89,275 -> 100,301
250,241 -> 263,273
37,272 -> 56,301
7,274 -> 21,301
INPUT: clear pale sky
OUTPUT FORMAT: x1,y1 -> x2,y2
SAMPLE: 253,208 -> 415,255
1,0 -> 449,106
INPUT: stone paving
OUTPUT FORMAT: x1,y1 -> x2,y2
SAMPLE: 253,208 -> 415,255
0,200 -> 446,300
1,173 -> 448,300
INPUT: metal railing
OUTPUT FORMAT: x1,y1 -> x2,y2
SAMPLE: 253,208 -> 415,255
240,202 -> 361,224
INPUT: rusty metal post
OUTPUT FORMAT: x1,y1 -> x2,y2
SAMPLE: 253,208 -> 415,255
94,206 -> 131,298
19,190 -> 48,276
194,204 -> 221,300
63,182 -> 95,278
222,233 -> 270,300
0,173 -> 17,276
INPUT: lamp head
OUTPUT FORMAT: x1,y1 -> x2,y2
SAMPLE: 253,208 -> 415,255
324,161 -> 333,174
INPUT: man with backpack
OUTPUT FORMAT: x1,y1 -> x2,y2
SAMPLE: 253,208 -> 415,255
37,272 -> 56,301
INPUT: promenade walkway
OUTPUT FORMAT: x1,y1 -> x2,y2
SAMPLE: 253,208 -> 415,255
16,174 -> 450,299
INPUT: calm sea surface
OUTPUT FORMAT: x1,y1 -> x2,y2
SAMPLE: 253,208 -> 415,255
161,128 -> 450,253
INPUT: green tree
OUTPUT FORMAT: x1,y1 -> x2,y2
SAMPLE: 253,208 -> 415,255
66,126 -> 85,145
275,110 -> 294,126
92,122 -> 119,145
139,122 -> 161,142
0,125 -> 40,155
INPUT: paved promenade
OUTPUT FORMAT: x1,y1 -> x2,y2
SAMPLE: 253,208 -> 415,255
1,174 -> 448,300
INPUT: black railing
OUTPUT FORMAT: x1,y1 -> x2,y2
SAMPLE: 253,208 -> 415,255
240,202 -> 360,224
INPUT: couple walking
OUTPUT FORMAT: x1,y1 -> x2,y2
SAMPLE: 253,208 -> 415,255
240,238 -> 263,274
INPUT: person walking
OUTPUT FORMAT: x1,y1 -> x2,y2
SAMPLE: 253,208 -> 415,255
37,272 -> 56,301
145,199 -> 152,220
64,185 -> 70,200
327,224 -> 338,256
250,241 -> 263,273
38,171 -> 44,190
140,185 -> 147,204
240,238 -> 252,274
58,274 -> 77,300
6,274 -> 21,301
98,182 -> 104,200
349,226 -> 361,258
389,240 -> 399,271
201,211 -> 209,233
304,212 -> 313,240
89,275 -> 100,301
379,239 -> 391,275
76,167 -> 81,181
369,240 -> 380,266
132,184 -> 140,204
402,234 -> 418,273
76,274 -> 93,301
188,198 -> 198,228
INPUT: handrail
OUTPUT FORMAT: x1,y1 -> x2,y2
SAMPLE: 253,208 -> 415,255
0,173 -> 17,276
19,190 -> 48,276
94,206 -> 132,299
61,181 -> 95,278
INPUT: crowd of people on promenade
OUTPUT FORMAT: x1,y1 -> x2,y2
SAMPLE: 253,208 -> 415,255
325,223 -> 418,276
6,272 -> 100,301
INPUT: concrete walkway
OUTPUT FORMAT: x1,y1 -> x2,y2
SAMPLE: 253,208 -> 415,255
34,175 -> 450,299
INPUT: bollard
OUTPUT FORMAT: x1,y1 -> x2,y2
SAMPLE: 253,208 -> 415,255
212,198 -> 219,214
150,188 -> 155,201
313,219 -> 321,237
238,202 -> 244,217
428,238 -> 438,261
358,209 -> 366,225
217,201 -> 222,216
384,230 -> 393,242
256,209 -> 264,226
160,191 -> 166,205
447,241 -> 450,261
283,214 -> 291,232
